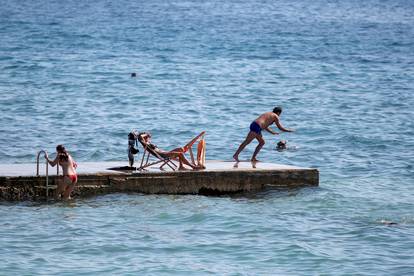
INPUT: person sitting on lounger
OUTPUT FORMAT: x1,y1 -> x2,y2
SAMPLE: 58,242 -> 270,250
138,132 -> 203,170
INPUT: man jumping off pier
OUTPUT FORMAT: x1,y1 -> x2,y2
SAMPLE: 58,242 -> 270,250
233,106 -> 294,162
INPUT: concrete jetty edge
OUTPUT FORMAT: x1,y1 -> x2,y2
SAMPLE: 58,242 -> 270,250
0,161 -> 319,201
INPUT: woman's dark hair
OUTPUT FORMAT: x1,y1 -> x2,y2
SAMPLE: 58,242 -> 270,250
56,144 -> 69,162
273,106 -> 282,115
137,132 -> 151,142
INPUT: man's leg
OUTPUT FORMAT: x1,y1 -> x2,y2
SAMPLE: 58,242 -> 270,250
233,131 -> 257,161
251,135 -> 265,162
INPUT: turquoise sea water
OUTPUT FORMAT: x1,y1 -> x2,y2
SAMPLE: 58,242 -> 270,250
1,0 -> 414,274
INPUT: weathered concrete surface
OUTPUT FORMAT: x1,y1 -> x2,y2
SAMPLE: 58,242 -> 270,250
0,161 -> 319,201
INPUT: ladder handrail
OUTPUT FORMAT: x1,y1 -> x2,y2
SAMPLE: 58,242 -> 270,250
36,150 -> 46,176
36,150 -> 49,199
36,150 -> 60,200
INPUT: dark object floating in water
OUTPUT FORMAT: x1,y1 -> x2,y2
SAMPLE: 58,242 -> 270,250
380,220 -> 398,226
108,166 -> 137,171
131,73 -> 137,77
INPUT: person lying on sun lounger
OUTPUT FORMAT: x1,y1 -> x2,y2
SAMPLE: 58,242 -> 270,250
138,132 -> 204,170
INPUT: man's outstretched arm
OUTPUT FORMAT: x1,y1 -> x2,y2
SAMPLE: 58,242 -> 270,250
264,127 -> 279,135
275,119 -> 294,132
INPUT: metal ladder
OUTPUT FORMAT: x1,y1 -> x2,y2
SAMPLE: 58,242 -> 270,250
36,150 -> 59,199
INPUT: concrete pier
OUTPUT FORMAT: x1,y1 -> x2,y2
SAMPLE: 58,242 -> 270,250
0,161 -> 318,201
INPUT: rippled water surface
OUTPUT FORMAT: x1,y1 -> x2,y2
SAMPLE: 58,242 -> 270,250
1,0 -> 414,274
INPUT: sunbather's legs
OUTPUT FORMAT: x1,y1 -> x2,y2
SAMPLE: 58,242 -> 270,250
169,147 -> 185,153
177,153 -> 196,169
163,151 -> 197,170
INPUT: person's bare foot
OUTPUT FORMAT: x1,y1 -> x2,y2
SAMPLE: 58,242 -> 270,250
233,154 -> 239,162
178,166 -> 190,171
192,165 -> 205,170
251,158 -> 259,162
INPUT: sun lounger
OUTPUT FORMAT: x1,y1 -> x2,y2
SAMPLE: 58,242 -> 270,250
137,131 -> 206,171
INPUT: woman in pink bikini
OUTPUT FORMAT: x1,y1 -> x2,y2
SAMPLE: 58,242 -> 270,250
45,145 -> 78,200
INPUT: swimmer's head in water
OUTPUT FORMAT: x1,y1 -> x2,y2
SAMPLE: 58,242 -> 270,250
273,106 -> 282,115
277,140 -> 287,149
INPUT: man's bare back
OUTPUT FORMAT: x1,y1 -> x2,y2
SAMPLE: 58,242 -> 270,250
255,112 -> 278,129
